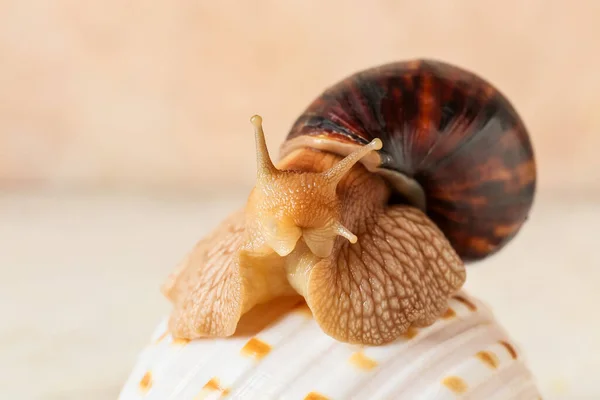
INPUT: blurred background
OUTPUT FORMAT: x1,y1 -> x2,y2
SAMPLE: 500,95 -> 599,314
1,1 -> 598,399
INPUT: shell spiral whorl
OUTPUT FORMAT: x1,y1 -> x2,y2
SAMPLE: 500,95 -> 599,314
286,59 -> 537,261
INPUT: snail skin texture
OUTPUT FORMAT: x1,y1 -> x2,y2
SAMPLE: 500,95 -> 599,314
161,59 -> 536,347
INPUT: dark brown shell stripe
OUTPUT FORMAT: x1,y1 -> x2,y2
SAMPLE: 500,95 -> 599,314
287,59 -> 536,261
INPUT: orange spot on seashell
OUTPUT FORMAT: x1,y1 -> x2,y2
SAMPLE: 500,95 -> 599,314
139,371 -> 153,393
476,350 -> 500,369
402,326 -> 419,339
198,377 -> 230,398
442,307 -> 456,319
172,337 -> 191,345
442,376 -> 468,394
453,295 -> 477,311
349,351 -> 378,370
304,392 -> 330,400
241,337 -> 271,360
499,340 -> 518,359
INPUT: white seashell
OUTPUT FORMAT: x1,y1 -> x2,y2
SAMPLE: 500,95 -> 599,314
118,292 -> 540,400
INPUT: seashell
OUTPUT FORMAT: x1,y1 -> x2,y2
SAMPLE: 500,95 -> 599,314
118,291 -> 540,399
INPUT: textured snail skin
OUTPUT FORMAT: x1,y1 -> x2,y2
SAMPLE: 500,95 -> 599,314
286,59 -> 537,261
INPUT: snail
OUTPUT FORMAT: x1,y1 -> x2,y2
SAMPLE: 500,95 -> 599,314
161,59 -> 536,347
118,59 -> 540,400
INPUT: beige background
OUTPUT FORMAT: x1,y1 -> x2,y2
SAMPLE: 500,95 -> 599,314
0,0 -> 599,194
1,1 -> 600,400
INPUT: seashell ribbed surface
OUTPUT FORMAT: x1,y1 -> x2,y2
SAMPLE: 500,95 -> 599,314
119,292 -> 540,400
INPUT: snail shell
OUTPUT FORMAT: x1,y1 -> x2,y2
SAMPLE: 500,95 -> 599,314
118,291 -> 541,399
281,59 -> 537,261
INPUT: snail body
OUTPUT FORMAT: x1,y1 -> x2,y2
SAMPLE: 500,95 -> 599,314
160,59 -> 537,346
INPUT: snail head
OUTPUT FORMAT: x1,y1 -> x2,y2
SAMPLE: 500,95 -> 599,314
243,115 -> 382,259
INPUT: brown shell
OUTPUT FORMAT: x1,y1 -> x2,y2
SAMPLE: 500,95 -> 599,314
286,59 -> 536,262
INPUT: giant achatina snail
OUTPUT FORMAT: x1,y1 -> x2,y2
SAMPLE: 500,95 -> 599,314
161,59 -> 536,346
119,59 -> 540,400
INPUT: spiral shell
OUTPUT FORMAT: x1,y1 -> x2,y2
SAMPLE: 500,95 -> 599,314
282,59 -> 537,262
118,291 -> 540,399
